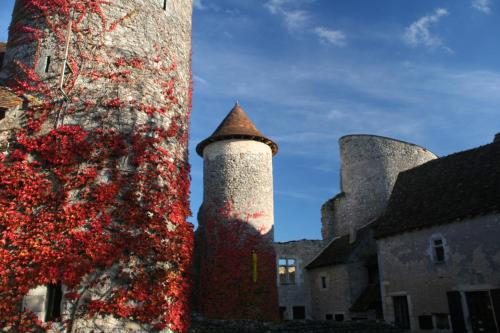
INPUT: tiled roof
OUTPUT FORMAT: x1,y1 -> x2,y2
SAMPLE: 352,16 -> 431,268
305,234 -> 352,269
375,139 -> 500,238
306,222 -> 374,269
0,86 -> 23,110
196,103 -> 278,156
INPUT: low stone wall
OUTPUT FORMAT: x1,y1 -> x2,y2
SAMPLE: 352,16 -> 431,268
190,319 -> 402,333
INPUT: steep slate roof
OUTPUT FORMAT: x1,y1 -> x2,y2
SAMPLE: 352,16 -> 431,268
196,103 -> 278,156
306,223 -> 374,269
305,234 -> 352,269
375,139 -> 500,239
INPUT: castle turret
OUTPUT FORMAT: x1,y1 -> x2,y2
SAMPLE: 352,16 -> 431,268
196,103 -> 279,321
0,1 -> 193,332
321,135 -> 438,240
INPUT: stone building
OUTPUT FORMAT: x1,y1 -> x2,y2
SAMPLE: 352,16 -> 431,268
196,104 -> 280,321
306,223 -> 380,321
375,135 -> 500,333
307,135 -> 437,321
0,0 -> 194,331
274,239 -> 324,320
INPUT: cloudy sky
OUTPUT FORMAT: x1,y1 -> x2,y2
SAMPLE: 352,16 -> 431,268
1,0 -> 499,241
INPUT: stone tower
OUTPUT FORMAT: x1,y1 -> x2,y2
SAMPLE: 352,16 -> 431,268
196,104 -> 279,321
0,1 -> 193,332
321,135 -> 438,240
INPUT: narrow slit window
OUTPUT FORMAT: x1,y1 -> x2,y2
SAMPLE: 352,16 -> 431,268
163,0 -> 167,10
44,56 -> 51,73
321,276 -> 327,289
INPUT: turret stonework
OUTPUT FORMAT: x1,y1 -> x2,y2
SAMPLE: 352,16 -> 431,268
0,1 -> 193,332
321,135 -> 438,240
196,104 -> 279,321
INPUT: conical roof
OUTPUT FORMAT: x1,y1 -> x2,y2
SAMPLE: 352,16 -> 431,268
196,103 -> 278,156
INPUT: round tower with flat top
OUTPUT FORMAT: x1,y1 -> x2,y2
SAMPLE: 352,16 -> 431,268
196,103 -> 279,321
0,1 -> 194,332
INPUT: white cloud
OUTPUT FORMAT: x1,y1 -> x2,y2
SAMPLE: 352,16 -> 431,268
193,0 -> 205,10
472,0 -> 493,13
194,75 -> 207,85
404,8 -> 449,50
313,27 -> 346,46
283,10 -> 310,30
264,0 -> 311,30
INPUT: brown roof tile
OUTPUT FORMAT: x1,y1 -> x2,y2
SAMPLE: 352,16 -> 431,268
375,139 -> 500,238
196,103 -> 278,156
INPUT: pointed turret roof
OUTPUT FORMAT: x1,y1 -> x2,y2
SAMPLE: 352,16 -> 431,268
196,103 -> 278,156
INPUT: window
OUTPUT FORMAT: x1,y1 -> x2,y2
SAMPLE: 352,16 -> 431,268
433,238 -> 446,263
163,0 -> 167,10
278,258 -> 296,284
419,315 -> 433,330
44,56 -> 51,73
325,314 -> 333,320
292,306 -> 305,320
320,276 -> 327,289
335,313 -> 345,321
0,108 -> 6,121
45,283 -> 63,322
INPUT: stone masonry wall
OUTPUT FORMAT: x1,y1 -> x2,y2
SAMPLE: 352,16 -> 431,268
321,135 -> 437,240
202,139 -> 274,236
377,214 -> 500,332
0,1 -> 194,331
274,240 -> 325,319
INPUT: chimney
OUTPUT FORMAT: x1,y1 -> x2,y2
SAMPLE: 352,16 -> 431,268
494,133 -> 500,143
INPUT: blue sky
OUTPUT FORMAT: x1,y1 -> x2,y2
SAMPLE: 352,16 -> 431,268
1,0 -> 499,241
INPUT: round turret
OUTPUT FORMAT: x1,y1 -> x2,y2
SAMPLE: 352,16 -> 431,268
322,135 -> 438,239
198,103 -> 277,236
197,104 -> 279,321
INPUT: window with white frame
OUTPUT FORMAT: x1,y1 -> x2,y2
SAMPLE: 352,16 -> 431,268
278,258 -> 296,284
432,237 -> 446,263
